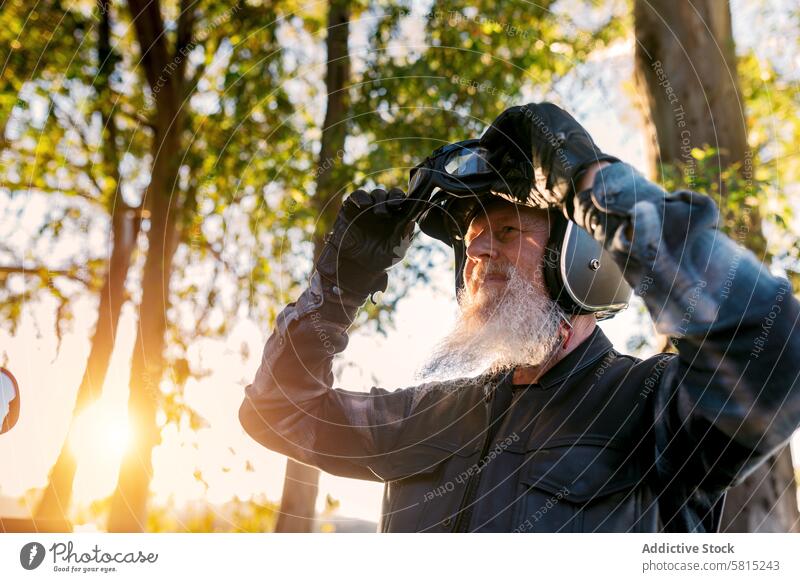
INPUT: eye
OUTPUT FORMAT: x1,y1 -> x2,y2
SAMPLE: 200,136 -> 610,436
498,225 -> 519,238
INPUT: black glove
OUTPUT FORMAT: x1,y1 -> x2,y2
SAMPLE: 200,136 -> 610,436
315,187 -> 415,300
479,102 -> 619,211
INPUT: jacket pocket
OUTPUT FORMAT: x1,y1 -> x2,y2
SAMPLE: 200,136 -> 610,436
513,438 -> 643,533
381,439 -> 481,533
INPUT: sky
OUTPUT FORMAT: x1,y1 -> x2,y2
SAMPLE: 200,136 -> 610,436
1,0 -> 798,528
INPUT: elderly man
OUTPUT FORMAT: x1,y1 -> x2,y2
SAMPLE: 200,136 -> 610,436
239,103 -> 800,532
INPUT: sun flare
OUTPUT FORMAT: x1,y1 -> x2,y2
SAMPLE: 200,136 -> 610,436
69,401 -> 131,463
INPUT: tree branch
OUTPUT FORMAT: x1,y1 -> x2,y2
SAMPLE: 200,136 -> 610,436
127,0 -> 172,93
0,180 -> 102,207
0,266 -> 91,288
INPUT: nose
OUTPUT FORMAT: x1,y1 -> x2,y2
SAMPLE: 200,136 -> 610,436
465,229 -> 498,262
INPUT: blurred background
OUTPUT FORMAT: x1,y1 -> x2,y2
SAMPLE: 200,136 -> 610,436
0,0 -> 798,532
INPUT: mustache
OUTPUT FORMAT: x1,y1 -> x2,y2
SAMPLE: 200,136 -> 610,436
471,261 -> 513,281
418,261 -> 566,382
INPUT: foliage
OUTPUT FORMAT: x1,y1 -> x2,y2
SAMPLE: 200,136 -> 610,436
70,494 -> 279,532
0,2 -> 118,341
12,0 -> 798,529
340,0 -> 627,328
737,49 -> 800,288
655,48 -> 800,289
146,495 -> 279,533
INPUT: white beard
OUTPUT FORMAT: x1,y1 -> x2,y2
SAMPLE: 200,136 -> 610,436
418,263 -> 566,382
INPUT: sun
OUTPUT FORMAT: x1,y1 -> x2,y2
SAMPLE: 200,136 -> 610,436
69,401 -> 131,467
68,399 -> 133,507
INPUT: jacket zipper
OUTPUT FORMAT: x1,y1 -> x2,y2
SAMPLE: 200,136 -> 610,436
451,375 -> 513,532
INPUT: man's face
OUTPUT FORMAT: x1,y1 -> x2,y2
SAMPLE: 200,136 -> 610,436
418,200 -> 566,381
462,201 -> 551,306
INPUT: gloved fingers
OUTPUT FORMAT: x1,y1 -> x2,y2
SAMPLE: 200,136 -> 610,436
370,188 -> 388,201
530,102 -> 572,132
537,102 -> 573,126
533,102 -> 598,153
386,187 -> 407,204
347,188 -> 373,210
344,187 -> 414,227
386,186 -> 415,218
480,105 -> 523,145
371,186 -> 418,223
368,188 -> 392,218
344,188 -> 389,221
480,106 -> 528,166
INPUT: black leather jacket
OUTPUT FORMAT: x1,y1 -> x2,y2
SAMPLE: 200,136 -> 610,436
239,164 -> 800,532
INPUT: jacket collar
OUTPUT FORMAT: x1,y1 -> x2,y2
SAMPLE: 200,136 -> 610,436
528,326 -> 615,389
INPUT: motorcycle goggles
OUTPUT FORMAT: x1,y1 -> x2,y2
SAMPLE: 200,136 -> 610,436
409,139 -> 631,319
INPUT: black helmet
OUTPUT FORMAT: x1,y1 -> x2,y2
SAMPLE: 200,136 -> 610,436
408,139 -> 631,319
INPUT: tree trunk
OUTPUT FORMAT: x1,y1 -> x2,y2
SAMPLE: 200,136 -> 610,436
106,120 -> 182,532
632,0 -> 764,255
34,205 -> 139,521
105,209 -> 177,531
633,0 -> 799,532
34,1 -> 141,523
274,0 -> 352,533
634,1 -> 746,173
106,0 -> 191,532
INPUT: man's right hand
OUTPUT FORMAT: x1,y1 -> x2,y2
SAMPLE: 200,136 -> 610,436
315,187 -> 415,298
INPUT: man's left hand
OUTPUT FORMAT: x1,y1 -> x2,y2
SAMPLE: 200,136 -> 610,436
479,102 -> 618,211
